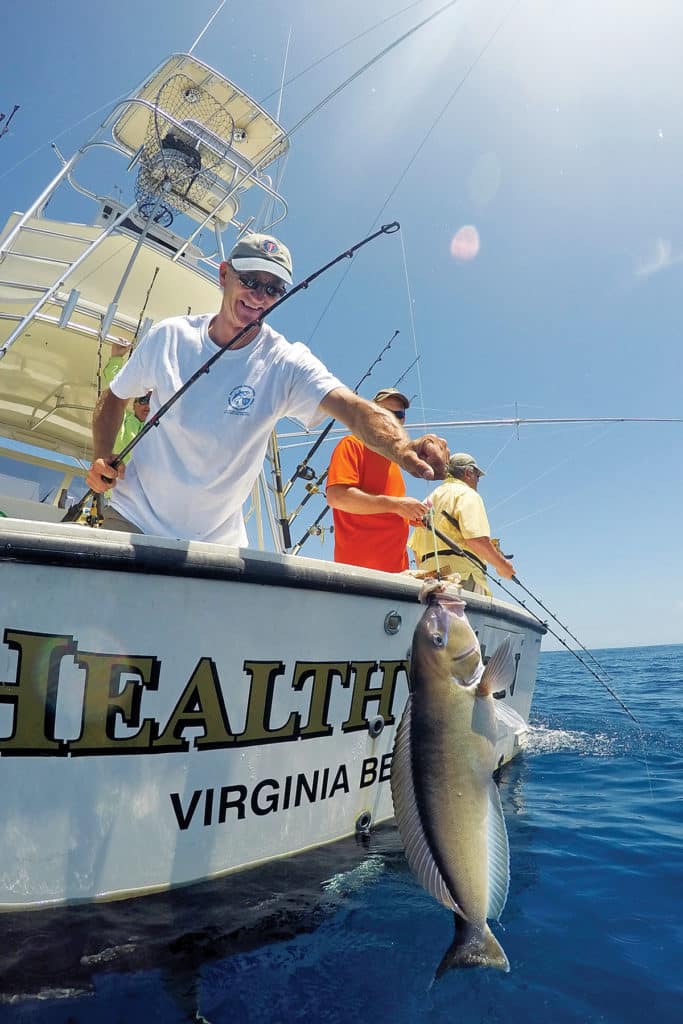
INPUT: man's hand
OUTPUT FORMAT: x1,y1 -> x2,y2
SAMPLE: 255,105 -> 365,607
86,457 -> 126,494
399,434 -> 449,480
110,340 -> 130,358
394,497 -> 430,524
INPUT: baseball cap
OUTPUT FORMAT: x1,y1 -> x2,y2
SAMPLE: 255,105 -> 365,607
448,452 -> 485,476
229,233 -> 293,285
372,388 -> 410,409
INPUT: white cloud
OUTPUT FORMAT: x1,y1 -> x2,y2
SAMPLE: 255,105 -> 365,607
635,238 -> 683,278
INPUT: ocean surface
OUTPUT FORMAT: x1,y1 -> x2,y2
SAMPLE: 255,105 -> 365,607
1,643 -> 681,1023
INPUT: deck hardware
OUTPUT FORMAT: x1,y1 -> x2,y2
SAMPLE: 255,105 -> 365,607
355,812 -> 372,835
367,714 -> 385,738
384,610 -> 401,635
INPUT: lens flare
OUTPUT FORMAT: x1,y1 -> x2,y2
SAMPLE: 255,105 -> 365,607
450,225 -> 480,262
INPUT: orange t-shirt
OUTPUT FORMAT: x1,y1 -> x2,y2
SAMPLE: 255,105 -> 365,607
326,435 -> 408,572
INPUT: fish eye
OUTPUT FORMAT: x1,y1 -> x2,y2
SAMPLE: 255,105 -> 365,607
432,634 -> 445,647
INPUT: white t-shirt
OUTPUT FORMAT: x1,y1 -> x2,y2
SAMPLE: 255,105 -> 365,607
108,314 -> 342,545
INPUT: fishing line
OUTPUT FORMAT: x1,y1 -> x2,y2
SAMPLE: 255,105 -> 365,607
62,223 -> 400,525
424,512 -> 639,722
510,575 -> 627,686
306,0 -> 518,348
282,329 -> 400,499
290,347 -> 424,555
398,231 -> 427,430
482,428 -> 516,472
285,330 -> 406,550
489,423 -> 617,513
259,0 -> 439,105
439,507 -> 620,687
497,500 -> 564,531
176,0 -> 465,262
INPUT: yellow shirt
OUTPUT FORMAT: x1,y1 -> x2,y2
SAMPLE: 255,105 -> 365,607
101,355 -> 144,460
408,477 -> 491,590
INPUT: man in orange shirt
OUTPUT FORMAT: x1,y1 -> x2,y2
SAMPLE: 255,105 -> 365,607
326,388 -> 430,572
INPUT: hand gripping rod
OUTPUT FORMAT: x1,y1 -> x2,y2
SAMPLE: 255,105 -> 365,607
62,223 -> 400,524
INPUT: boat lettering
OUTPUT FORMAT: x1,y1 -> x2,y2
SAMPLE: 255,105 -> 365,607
170,753 -> 392,831
0,629 -> 406,756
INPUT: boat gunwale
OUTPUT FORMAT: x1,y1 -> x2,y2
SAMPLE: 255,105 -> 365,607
0,518 -> 546,634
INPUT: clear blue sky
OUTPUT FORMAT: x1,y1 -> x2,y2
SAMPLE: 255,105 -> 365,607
2,0 -> 682,649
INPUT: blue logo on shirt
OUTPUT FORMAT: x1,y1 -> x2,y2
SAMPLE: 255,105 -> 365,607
227,385 -> 255,414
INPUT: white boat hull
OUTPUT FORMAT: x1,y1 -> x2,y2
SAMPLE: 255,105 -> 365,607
0,519 -> 544,910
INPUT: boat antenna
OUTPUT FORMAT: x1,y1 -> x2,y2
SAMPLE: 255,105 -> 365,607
188,0 -> 228,55
426,513 -> 639,723
62,222 -> 400,524
0,104 -> 20,141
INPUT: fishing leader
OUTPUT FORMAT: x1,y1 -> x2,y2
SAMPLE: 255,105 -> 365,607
85,233 -> 449,544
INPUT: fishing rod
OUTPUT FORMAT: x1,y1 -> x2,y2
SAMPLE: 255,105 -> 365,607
403,416 -> 683,430
0,105 -> 20,141
510,574 -> 620,683
289,350 -> 422,555
441,510 -> 621,686
62,222 -> 400,525
425,513 -> 638,723
281,331 -> 401,549
283,329 -> 400,497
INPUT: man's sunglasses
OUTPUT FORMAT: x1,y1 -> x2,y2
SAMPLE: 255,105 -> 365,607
135,395 -> 150,405
235,271 -> 287,299
391,409 -> 406,421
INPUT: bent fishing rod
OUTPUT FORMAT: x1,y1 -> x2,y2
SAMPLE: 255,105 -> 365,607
62,222 -> 400,525
426,513 -> 638,723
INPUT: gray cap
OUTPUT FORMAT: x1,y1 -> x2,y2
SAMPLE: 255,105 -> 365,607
448,452 -> 485,476
229,232 -> 293,284
372,387 -> 410,409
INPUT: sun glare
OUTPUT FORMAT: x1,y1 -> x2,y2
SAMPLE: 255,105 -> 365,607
450,225 -> 480,261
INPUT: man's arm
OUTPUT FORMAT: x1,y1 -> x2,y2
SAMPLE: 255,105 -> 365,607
85,389 -> 129,493
466,536 -> 515,579
320,387 -> 448,480
326,484 -> 427,523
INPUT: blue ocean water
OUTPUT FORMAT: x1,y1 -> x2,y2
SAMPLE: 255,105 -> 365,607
1,644 -> 681,1023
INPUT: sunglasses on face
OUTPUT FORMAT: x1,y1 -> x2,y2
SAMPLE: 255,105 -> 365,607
235,271 -> 287,299
135,395 -> 150,405
391,409 -> 406,421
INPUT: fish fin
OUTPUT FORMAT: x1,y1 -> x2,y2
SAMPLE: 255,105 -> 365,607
477,637 -> 514,696
494,700 -> 527,733
390,697 -> 461,914
486,779 -> 510,920
433,914 -> 510,978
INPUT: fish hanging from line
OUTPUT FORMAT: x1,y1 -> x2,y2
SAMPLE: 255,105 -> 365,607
391,582 -> 524,978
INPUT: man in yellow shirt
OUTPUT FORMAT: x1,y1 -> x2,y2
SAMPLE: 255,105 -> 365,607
408,452 -> 515,596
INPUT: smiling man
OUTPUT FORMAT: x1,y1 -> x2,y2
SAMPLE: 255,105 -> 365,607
86,233 -> 448,546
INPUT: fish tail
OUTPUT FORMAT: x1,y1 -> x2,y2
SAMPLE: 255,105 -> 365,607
434,915 -> 510,978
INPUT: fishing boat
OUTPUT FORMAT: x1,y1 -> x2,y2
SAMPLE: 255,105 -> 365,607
0,49 -> 545,912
